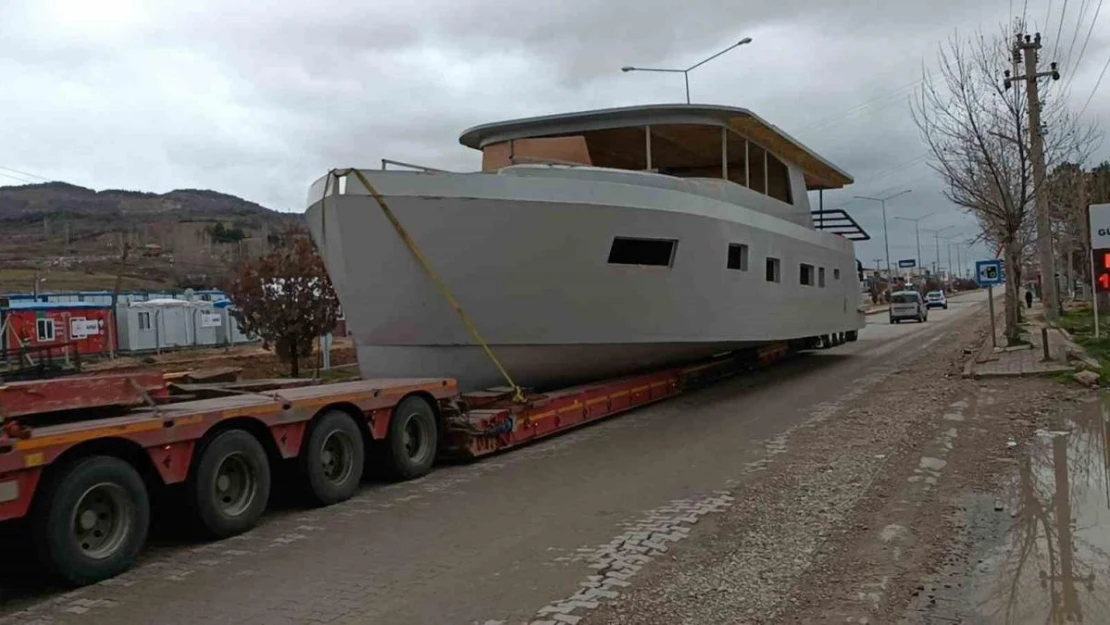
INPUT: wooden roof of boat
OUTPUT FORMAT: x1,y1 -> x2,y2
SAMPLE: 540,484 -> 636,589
458,104 -> 853,191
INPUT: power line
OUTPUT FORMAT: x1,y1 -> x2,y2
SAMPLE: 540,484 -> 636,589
0,165 -> 49,182
1053,0 -> 1071,62
0,170 -> 35,184
1062,0 -> 1105,92
1062,0 -> 1092,71
1078,50 -> 1110,115
795,73 -> 933,136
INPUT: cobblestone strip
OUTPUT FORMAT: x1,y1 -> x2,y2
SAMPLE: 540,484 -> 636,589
523,493 -> 735,625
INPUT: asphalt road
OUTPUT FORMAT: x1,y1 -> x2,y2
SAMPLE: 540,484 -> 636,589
0,290 -> 990,625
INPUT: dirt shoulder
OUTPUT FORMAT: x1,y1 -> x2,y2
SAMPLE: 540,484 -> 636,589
584,300 -> 1088,624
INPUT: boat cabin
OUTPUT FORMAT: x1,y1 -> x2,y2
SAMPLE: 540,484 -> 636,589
458,104 -> 854,212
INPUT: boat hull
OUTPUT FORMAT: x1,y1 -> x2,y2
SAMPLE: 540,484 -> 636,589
353,341 -> 768,392
306,169 -> 864,391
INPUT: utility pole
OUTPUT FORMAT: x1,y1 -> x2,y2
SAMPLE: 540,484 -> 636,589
855,189 -> 912,278
945,240 -> 954,282
925,227 -> 953,279
1005,32 -> 1061,319
896,212 -> 936,279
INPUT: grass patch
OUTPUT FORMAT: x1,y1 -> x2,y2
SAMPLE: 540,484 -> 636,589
1051,370 -> 1082,386
1059,306 -> 1096,335
1049,305 -> 1110,383
312,366 -> 361,382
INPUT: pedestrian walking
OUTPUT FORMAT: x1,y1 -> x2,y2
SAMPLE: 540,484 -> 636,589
1024,289 -> 1033,309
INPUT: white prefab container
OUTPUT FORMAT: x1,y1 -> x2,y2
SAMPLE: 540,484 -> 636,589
116,299 -> 223,353
213,300 -> 255,345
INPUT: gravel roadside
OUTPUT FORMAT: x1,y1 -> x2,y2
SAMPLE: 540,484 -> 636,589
583,301 -> 1083,624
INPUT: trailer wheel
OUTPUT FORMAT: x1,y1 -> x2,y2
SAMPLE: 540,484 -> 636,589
32,456 -> 150,586
189,429 -> 271,538
300,410 -> 365,505
385,396 -> 438,480
846,330 -> 859,342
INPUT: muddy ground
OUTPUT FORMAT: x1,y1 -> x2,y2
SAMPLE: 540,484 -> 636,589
585,308 -> 1103,624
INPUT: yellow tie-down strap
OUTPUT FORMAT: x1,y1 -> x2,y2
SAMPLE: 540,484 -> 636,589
323,168 -> 525,403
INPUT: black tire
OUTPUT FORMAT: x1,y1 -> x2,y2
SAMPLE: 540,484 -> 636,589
385,396 -> 438,480
31,456 -> 150,586
188,429 -> 271,539
846,330 -> 858,342
300,410 -> 365,506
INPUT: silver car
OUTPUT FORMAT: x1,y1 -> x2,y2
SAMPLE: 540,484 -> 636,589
889,290 -> 927,323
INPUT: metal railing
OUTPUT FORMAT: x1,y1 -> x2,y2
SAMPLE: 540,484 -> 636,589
380,159 -> 449,173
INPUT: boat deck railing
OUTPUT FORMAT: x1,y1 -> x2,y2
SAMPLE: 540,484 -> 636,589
810,208 -> 871,241
380,158 -> 450,173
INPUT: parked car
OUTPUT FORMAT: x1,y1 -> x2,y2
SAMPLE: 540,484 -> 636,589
889,290 -> 928,324
924,290 -> 948,310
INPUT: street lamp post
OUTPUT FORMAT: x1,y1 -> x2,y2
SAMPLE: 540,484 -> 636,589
924,226 -> 955,277
854,189 -> 912,278
894,211 -> 937,278
940,235 -> 961,285
622,37 -> 753,103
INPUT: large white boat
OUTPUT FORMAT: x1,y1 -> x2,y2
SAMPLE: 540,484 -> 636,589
305,104 -> 868,391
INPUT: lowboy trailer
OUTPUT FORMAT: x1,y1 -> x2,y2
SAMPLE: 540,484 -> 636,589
0,332 -> 853,586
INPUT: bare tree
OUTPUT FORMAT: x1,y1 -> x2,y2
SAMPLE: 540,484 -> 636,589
224,225 -> 340,377
911,22 -> 1096,342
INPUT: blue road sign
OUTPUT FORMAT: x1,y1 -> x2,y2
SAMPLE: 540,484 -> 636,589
975,259 -> 1004,286
897,259 -> 916,268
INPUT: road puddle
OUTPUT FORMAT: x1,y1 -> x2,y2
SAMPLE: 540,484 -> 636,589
965,394 -> 1110,623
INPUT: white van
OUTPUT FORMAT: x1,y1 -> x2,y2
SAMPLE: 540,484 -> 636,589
889,290 -> 927,324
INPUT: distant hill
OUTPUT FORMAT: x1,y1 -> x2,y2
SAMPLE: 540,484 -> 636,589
0,181 -> 300,293
0,181 -> 293,231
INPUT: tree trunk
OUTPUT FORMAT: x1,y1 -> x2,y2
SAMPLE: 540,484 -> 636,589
1004,241 -> 1022,343
288,336 -> 300,378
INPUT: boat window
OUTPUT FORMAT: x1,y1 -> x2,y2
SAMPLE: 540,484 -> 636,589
818,267 -> 826,287
800,263 -> 816,286
766,257 -> 781,283
834,268 -> 841,280
607,237 -> 677,267
766,153 -> 793,204
727,244 -> 749,271
748,145 -> 767,194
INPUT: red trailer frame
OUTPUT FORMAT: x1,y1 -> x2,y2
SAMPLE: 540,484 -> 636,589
0,336 -> 831,586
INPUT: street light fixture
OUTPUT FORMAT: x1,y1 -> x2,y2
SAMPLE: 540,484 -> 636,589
939,234 -> 962,283
894,211 -> 937,276
621,37 -> 754,104
924,226 -> 955,275
853,189 -> 912,277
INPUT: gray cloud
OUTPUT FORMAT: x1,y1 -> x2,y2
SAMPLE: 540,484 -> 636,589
1,0 -> 1108,268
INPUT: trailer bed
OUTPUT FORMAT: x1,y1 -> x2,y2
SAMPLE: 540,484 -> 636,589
0,332 -> 851,586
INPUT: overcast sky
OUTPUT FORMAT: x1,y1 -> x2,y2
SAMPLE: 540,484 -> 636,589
2,0 -> 1109,273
